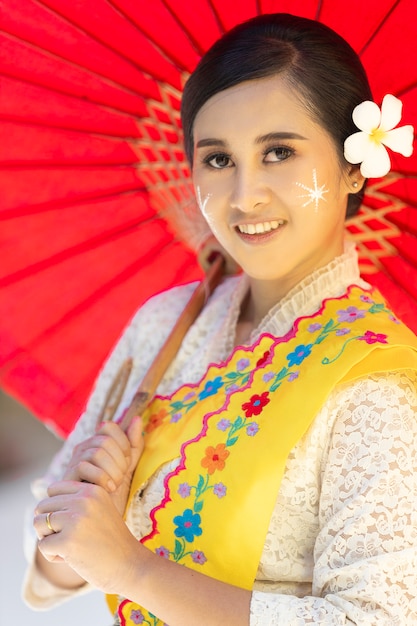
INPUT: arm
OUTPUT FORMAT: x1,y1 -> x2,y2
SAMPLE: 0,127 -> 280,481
23,285 -> 195,608
250,371 -> 417,624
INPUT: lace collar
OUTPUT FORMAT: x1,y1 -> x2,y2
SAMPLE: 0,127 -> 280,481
221,241 -> 368,354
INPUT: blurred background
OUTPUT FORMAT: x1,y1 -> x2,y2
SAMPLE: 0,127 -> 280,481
0,390 -> 110,624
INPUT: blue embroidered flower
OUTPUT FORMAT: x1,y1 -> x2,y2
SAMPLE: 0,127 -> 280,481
130,609 -> 145,624
337,306 -> 366,323
213,482 -> 227,498
178,483 -> 191,498
286,344 -> 313,367
236,358 -> 250,371
246,422 -> 260,436
191,550 -> 207,565
174,509 -> 203,543
198,376 -> 224,400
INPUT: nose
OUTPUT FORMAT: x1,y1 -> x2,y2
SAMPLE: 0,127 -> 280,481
229,166 -> 271,213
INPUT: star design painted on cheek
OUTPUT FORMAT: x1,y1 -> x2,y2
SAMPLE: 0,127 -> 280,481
295,169 -> 329,210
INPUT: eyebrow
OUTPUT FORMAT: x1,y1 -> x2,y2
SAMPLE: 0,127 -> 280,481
195,131 -> 307,149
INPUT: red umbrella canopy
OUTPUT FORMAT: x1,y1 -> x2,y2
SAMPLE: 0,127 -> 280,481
1,0 -> 416,437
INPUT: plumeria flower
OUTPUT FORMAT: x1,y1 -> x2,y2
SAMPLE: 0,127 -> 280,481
344,94 -> 414,178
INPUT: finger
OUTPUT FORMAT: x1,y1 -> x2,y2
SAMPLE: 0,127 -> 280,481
95,422 -> 131,458
126,416 -> 144,467
33,510 -> 60,540
64,460 -> 117,492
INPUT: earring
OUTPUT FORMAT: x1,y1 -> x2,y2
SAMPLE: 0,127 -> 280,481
352,181 -> 359,189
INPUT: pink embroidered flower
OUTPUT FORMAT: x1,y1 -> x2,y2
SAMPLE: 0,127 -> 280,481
358,330 -> 388,344
242,392 -> 270,417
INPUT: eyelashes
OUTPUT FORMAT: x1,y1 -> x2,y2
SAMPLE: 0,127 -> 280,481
200,144 -> 295,169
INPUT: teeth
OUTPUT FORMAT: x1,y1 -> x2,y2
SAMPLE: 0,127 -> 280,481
238,220 -> 284,235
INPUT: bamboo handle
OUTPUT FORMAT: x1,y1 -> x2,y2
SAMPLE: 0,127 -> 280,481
117,253 -> 225,431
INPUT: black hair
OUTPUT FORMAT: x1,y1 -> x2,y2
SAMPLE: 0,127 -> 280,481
181,13 -> 372,216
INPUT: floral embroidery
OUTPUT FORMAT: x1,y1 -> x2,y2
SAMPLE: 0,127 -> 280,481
145,408 -> 167,433
130,609 -> 145,624
155,546 -> 170,559
213,482 -> 227,498
217,418 -> 231,431
242,392 -> 270,417
178,483 -> 191,498
246,422 -> 260,436
286,344 -> 313,367
198,376 -> 224,400
337,306 -> 366,323
201,443 -> 229,474
359,330 -> 388,345
191,550 -> 207,564
173,509 -> 203,542
236,357 -> 250,370
256,350 -> 271,367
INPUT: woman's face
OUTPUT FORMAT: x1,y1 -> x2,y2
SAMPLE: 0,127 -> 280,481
192,75 -> 358,296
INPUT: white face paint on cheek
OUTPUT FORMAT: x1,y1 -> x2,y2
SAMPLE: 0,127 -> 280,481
195,185 -> 215,225
295,168 -> 329,213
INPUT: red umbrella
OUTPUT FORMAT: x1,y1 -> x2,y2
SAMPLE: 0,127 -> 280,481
1,0 -> 416,437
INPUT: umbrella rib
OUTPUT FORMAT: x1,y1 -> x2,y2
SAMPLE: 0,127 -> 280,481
158,0 -> 210,57
0,65 -> 150,120
3,237 -> 182,361
314,0 -> 324,21
0,183 -> 147,219
34,0 -> 182,83
0,214 -> 167,288
205,0 -> 228,35
107,0 -> 203,66
0,111 -> 142,140
358,0 -> 401,56
2,29 -> 167,101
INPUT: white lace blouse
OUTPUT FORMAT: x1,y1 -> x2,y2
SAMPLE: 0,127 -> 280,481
24,243 -> 417,624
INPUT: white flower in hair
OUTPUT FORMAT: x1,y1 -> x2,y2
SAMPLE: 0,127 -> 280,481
344,94 -> 414,178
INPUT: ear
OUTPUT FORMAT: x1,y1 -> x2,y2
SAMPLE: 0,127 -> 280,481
345,164 -> 365,193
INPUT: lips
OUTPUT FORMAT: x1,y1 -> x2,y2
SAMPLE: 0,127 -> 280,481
237,220 -> 286,235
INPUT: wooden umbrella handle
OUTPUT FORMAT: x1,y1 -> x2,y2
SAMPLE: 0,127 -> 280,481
116,252 -> 225,431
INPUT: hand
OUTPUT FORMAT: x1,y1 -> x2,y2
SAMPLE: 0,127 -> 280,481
63,417 -> 144,515
34,481 -> 141,595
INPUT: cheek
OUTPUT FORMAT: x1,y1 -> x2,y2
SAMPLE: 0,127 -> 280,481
194,184 -> 220,231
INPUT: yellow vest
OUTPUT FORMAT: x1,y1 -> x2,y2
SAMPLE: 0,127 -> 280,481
107,286 -> 417,625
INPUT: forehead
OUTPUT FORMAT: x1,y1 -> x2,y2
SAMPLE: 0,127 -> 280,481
192,75 -> 323,141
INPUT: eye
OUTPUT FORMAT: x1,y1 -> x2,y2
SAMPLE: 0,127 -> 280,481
203,153 -> 233,169
263,146 -> 294,163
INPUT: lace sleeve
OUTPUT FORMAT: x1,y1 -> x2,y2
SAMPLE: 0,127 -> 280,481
23,283 -> 197,609
250,371 -> 417,625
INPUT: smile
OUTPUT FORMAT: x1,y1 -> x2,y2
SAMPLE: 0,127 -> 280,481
237,220 -> 285,235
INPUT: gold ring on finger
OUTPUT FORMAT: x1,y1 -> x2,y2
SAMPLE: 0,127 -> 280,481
45,511 -> 56,533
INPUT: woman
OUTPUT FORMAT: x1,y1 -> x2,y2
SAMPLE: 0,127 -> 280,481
25,13 -> 417,625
